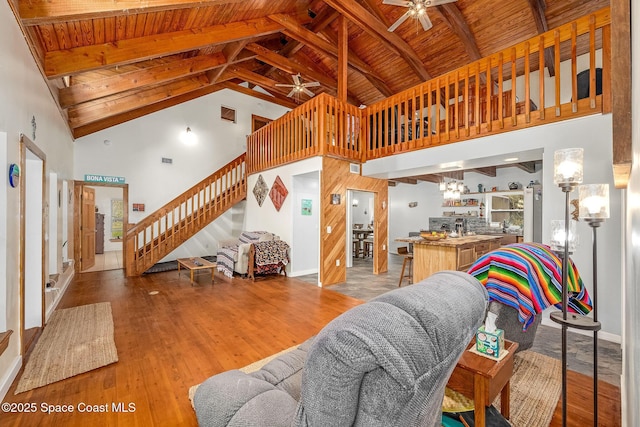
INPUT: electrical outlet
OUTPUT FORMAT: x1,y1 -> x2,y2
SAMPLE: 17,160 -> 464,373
327,226 -> 332,233
336,259 -> 340,266
382,244 -> 386,250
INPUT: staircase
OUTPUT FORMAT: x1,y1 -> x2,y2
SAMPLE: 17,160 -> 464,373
125,154 -> 246,276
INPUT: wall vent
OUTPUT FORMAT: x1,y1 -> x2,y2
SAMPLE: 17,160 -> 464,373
162,157 -> 173,164
349,163 -> 360,174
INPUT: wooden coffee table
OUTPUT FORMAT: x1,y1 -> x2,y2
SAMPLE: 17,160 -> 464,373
177,257 -> 216,285
447,339 -> 518,427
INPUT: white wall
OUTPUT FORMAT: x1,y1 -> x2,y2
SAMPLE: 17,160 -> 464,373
291,173 -> 320,276
0,1 -> 75,400
365,115 -> 622,339
351,190 -> 374,226
25,156 -> 43,329
245,157 -> 323,273
74,89 -> 290,260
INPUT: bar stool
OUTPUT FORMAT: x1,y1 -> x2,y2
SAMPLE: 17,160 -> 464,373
362,238 -> 374,257
397,247 -> 413,287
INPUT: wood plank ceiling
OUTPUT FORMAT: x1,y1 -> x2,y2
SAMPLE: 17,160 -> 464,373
7,0 -> 609,139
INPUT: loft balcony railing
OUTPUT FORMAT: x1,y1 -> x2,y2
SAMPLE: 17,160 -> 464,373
245,8 -> 610,172
247,93 -> 363,173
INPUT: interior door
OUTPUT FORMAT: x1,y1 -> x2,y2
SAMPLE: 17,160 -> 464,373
81,186 -> 96,270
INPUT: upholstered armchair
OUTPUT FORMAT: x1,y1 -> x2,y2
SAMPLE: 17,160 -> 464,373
216,231 -> 278,278
193,271 -> 489,427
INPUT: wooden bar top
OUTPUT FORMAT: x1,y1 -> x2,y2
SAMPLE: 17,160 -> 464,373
395,234 -> 501,248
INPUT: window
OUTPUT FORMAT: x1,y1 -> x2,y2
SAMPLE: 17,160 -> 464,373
221,106 -> 236,123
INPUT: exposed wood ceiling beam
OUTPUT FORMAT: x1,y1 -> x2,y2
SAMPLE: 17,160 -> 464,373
246,43 -> 336,91
59,53 -> 227,108
390,177 -> 418,185
43,14 -> 311,78
276,8 -> 340,60
218,81 -> 299,109
514,161 -> 537,173
268,13 -> 393,97
68,75 -> 213,128
437,4 -> 481,61
227,66 -> 300,99
322,0 -> 431,82
527,0 -> 556,76
18,0 -> 248,24
470,166 -> 497,177
72,82 -> 227,138
208,40 -> 250,84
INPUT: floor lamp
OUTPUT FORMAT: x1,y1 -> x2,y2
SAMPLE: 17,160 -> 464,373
549,148 -> 602,427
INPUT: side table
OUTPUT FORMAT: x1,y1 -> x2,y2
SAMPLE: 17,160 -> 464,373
447,339 -> 519,427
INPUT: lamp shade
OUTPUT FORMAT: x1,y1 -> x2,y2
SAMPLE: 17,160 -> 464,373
550,219 -> 578,252
578,184 -> 609,220
553,148 -> 583,187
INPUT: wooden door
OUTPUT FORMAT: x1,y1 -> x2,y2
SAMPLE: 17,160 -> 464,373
81,186 -> 96,270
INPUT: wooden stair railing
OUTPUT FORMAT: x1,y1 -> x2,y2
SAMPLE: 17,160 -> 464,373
125,154 -> 246,276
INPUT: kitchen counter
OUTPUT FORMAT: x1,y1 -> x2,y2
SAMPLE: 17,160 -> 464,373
396,234 -> 502,248
395,235 -> 501,283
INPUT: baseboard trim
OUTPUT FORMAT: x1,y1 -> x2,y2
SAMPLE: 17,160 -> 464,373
45,265 -> 75,323
541,317 -> 621,344
0,354 -> 22,401
289,268 -> 318,277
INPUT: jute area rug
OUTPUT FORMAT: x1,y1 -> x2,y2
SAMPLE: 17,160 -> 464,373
190,347 -> 561,427
443,350 -> 562,427
15,302 -> 118,394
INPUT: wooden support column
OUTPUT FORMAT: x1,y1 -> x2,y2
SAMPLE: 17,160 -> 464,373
337,16 -> 348,103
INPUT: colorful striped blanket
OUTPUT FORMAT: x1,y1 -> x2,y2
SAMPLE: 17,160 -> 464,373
467,243 -> 592,330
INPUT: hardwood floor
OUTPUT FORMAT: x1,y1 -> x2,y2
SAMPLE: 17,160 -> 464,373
0,269 -> 621,426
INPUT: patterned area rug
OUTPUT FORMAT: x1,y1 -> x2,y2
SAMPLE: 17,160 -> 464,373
15,302 -> 118,394
443,350 -> 562,427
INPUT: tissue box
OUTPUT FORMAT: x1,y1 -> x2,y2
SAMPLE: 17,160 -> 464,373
475,326 -> 504,358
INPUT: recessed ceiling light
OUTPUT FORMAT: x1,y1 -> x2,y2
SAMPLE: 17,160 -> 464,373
504,157 -> 519,162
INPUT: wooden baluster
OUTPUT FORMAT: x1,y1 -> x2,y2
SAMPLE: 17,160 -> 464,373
497,53 -> 504,129
539,35 -> 546,120
571,23 -> 578,113
589,15 -> 597,109
511,48 -> 517,126
524,42 -> 531,123
554,29 -> 561,116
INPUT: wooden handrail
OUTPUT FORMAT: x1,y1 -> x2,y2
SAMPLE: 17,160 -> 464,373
125,154 -> 246,276
243,8 -> 610,174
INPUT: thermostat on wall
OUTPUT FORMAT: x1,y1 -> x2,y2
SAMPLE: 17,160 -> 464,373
8,163 -> 20,188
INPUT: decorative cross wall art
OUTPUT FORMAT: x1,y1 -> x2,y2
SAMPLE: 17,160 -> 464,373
253,174 -> 269,207
269,176 -> 288,212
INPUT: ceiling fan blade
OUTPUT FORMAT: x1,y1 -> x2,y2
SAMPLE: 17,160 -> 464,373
275,83 -> 295,87
388,10 -> 411,32
382,0 -> 410,6
425,0 -> 458,6
303,81 -> 321,88
293,74 -> 301,85
418,13 -> 433,31
287,88 -> 298,98
302,87 -> 316,98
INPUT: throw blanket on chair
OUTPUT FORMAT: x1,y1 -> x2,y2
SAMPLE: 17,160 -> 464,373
217,231 -> 269,278
467,242 -> 592,330
253,240 -> 290,275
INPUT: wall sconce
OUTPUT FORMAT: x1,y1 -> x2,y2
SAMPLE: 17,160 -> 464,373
181,126 -> 197,145
352,199 -> 359,207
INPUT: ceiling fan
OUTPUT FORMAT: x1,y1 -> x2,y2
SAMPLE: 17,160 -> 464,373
275,73 -> 321,98
384,0 -> 458,32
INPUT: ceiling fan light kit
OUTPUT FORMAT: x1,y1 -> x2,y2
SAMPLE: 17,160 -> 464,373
384,0 -> 458,32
